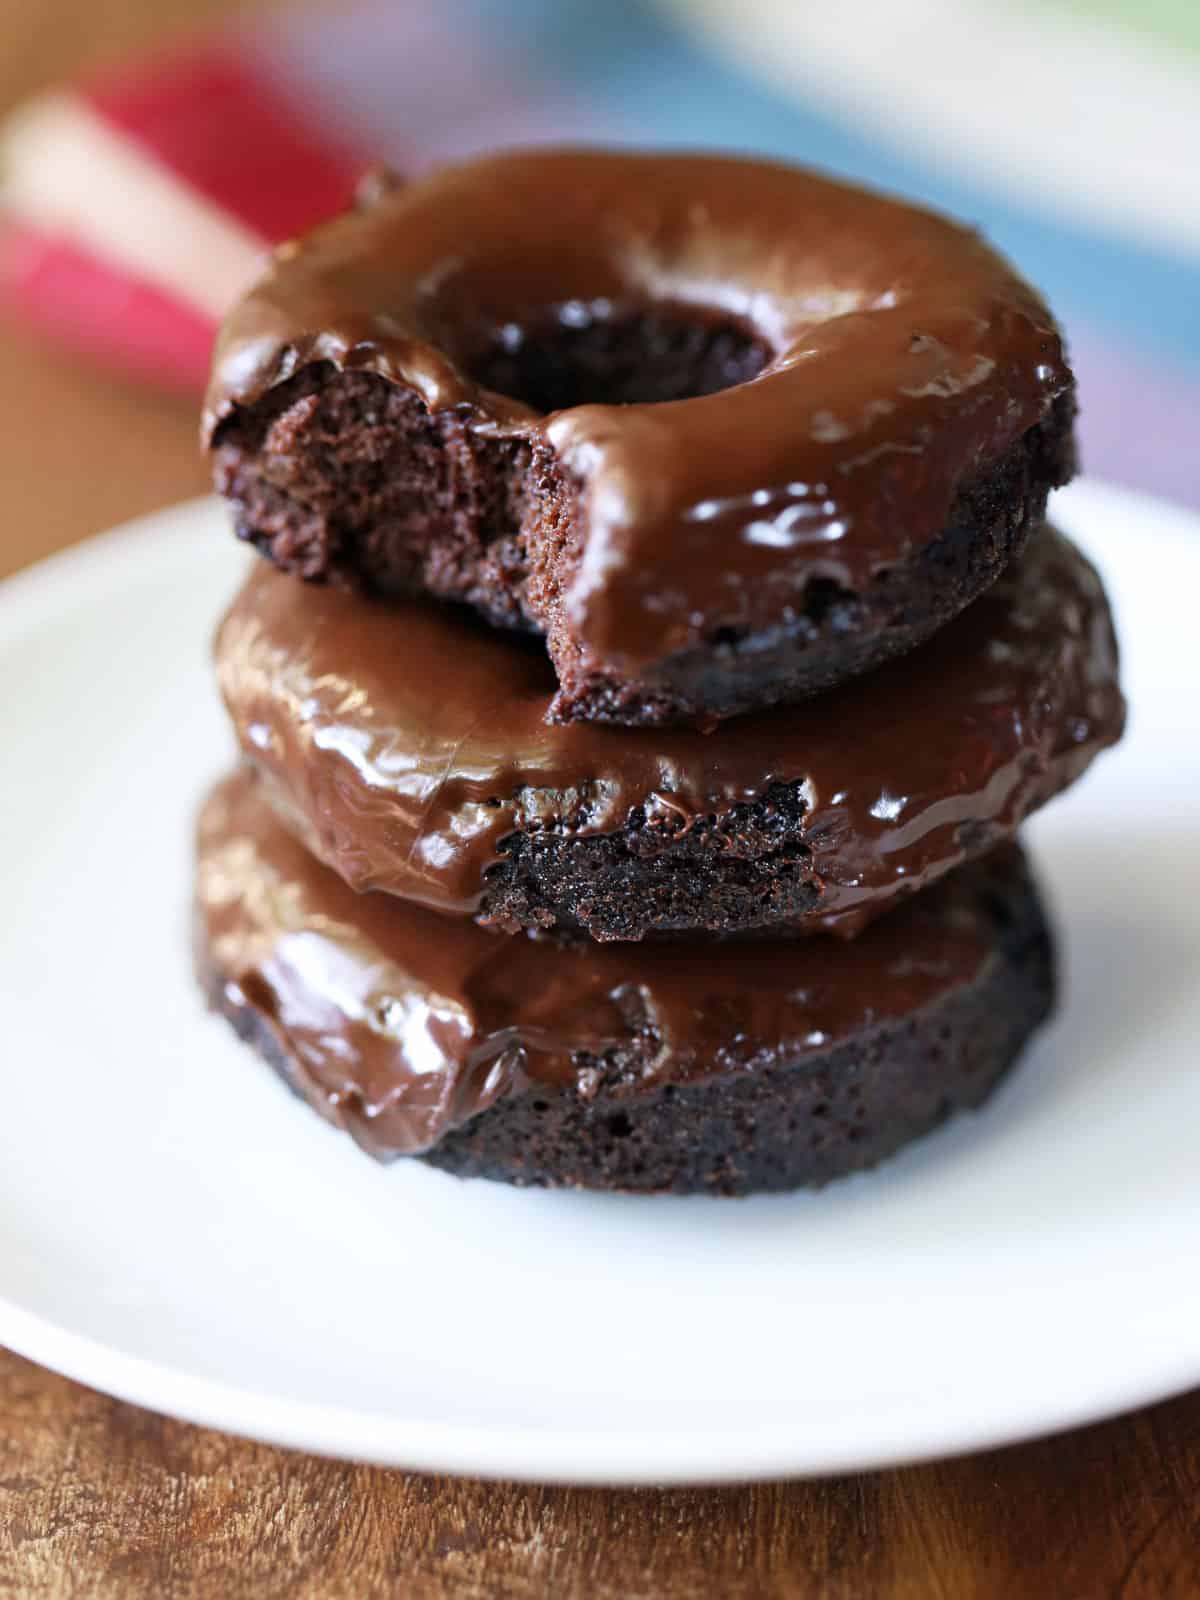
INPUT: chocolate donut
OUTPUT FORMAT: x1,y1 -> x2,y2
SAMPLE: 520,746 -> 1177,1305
204,149 -> 1076,728
196,769 -> 1056,1195
215,525 -> 1123,944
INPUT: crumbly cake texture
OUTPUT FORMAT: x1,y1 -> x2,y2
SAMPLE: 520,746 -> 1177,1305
214,525 -> 1123,943
211,361 -> 1075,728
204,148 -> 1078,729
196,831 -> 1055,1197
425,848 -> 1055,1194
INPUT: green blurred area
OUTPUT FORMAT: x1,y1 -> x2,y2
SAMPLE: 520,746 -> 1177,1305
1028,0 -> 1200,54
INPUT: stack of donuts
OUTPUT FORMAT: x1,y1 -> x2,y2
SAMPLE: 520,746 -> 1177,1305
195,150 -> 1124,1195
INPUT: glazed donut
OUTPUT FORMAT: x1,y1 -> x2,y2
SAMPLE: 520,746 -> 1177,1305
196,769 -> 1056,1193
204,149 -> 1076,728
214,525 -> 1123,945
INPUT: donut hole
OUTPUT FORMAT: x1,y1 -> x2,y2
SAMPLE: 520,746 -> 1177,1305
463,300 -> 770,413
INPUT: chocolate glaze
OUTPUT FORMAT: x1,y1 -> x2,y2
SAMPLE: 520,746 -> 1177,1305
197,768 -> 1018,1160
215,525 -> 1124,939
203,148 -> 1072,677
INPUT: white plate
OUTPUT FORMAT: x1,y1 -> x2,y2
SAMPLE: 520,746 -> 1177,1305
0,481 -> 1197,1485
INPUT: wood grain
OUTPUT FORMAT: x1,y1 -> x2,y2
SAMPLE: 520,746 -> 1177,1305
1,1 -> 1199,1595
0,326 -> 207,582
0,1355 -> 1198,1599
0,0 -> 272,115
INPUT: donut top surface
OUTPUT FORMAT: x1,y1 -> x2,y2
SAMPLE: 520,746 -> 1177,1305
216,526 -> 1124,934
198,769 -> 1012,1160
204,148 -> 1073,672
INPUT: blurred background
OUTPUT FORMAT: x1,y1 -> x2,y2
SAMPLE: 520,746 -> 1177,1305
0,0 -> 1196,578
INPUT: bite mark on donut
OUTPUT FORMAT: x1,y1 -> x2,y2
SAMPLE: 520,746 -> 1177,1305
209,307 -> 1073,729
211,302 -> 772,711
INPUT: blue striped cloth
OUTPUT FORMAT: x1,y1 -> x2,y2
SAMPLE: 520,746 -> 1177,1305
237,0 -> 1200,510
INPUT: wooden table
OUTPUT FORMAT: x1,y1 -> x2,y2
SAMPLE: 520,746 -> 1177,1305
2,4 -> 1199,1594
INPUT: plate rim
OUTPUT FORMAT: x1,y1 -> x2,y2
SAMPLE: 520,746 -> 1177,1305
2,1290 -> 1197,1485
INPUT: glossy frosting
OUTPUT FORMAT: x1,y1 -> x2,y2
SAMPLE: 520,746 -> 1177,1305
215,526 -> 1124,937
198,769 -> 1010,1160
204,148 -> 1072,673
